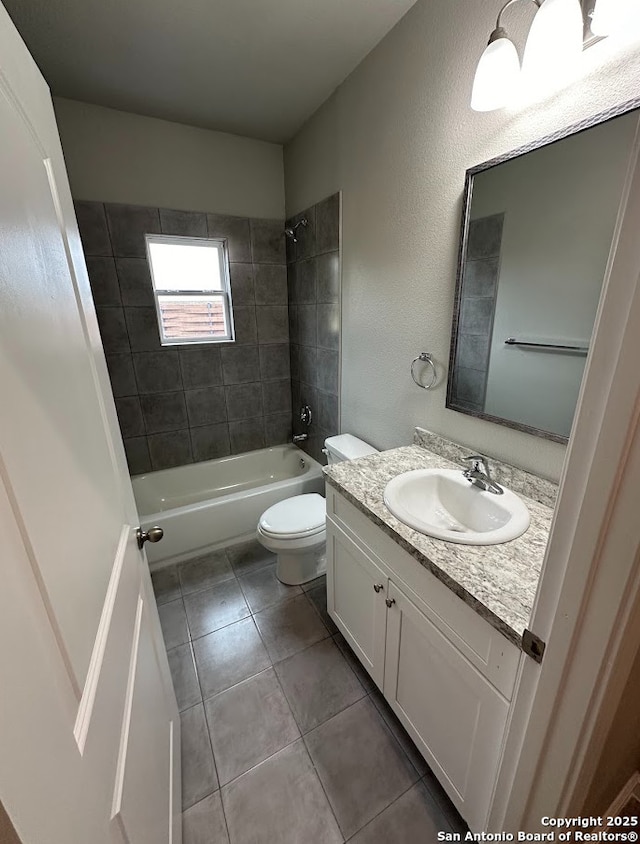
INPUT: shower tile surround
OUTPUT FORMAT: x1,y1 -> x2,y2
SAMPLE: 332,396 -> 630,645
286,193 -> 341,463
152,540 -> 467,841
76,200 -> 291,473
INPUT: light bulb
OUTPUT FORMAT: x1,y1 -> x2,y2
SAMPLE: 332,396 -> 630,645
591,0 -> 640,36
471,30 -> 521,112
522,0 -> 584,100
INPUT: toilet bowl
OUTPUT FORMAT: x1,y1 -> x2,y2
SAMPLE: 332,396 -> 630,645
257,434 -> 378,585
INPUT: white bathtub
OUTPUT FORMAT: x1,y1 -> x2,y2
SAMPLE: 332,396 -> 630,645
132,445 -> 325,568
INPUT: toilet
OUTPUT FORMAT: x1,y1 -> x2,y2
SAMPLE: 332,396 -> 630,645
257,434 -> 378,585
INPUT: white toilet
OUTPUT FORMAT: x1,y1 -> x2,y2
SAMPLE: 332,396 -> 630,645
257,434 -> 378,585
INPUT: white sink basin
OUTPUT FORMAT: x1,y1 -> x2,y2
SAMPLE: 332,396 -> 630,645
383,468 -> 530,545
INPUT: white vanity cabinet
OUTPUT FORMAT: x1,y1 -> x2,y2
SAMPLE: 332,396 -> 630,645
325,486 -> 522,832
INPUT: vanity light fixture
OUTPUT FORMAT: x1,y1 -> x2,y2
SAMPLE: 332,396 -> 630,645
471,0 -> 584,112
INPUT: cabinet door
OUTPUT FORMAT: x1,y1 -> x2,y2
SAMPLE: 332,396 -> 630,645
326,521 -> 388,688
384,581 -> 509,832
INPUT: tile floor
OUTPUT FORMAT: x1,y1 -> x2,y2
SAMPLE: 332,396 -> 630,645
151,539 -> 468,844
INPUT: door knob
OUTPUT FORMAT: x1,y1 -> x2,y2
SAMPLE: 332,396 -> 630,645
385,597 -> 396,608
373,583 -> 384,593
137,526 -> 164,549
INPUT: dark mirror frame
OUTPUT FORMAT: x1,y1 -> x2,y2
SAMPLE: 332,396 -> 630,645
446,96 -> 640,445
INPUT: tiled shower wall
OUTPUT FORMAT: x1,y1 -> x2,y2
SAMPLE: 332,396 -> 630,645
287,193 -> 341,463
451,213 -> 503,412
75,201 -> 290,474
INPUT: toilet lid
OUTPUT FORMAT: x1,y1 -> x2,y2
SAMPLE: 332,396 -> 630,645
259,493 -> 326,538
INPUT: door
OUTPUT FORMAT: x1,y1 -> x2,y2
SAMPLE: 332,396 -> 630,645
384,581 -> 510,832
326,521 -> 388,687
0,6 -> 180,843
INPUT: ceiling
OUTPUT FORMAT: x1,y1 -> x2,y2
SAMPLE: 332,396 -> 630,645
5,0 -> 418,143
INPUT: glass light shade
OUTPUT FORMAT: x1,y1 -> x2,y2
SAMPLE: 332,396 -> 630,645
591,0 -> 640,36
521,0 -> 584,99
471,35 -> 521,112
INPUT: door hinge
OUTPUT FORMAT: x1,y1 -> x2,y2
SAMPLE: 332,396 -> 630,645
522,629 -> 546,663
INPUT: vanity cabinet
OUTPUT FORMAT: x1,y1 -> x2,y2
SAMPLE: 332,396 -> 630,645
325,486 -> 522,832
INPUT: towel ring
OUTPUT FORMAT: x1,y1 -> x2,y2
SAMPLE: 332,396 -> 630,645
410,352 -> 437,390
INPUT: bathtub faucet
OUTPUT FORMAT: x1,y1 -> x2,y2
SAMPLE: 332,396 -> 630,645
293,433 -> 308,443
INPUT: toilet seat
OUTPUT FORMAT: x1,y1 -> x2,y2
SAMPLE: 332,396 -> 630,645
258,493 -> 326,540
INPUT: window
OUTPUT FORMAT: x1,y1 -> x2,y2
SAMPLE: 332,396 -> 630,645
145,234 -> 234,345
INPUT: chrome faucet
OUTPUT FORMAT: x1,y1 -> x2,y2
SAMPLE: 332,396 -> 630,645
293,433 -> 308,443
462,455 -> 503,495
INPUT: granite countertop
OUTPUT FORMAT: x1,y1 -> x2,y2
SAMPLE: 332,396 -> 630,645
323,439 -> 555,649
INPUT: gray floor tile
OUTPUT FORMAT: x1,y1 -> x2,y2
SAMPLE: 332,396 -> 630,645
254,594 -> 329,662
238,563 -> 302,613
333,632 -> 377,694
184,579 -> 250,639
368,689 -> 428,776
204,668 -> 300,785
226,538 -> 275,576
301,573 -> 327,592
193,617 -> 271,699
158,598 -> 190,650
275,638 -> 365,733
348,780 -> 452,843
182,791 -> 229,844
167,643 -> 202,712
151,565 -> 181,605
221,740 -> 342,844
305,697 -> 419,838
181,703 -> 219,810
306,584 -> 339,634
179,551 -> 235,596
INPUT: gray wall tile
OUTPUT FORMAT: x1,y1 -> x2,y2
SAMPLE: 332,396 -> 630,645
250,219 -> 286,264
123,436 -> 151,474
185,387 -> 227,427
180,346 -> 223,389
105,203 -> 160,257
456,334 -> 490,372
86,257 -> 120,306
316,252 -> 340,303
232,306 -> 258,345
317,304 -> 340,351
292,258 -> 317,304
254,265 -> 288,305
105,353 -> 137,397
317,349 -> 339,394
257,306 -> 289,344
229,263 -> 255,305
229,419 -> 266,453
225,382 -> 264,421
116,258 -> 155,307
96,306 -> 130,354
115,396 -> 145,438
459,297 -> 494,336
292,206 -> 316,261
259,344 -> 290,381
317,390 -> 339,432
124,307 -> 161,351
454,366 -> 487,405
463,258 -> 499,298
207,214 -> 251,262
75,201 -> 112,256
296,305 -> 317,348
141,391 -> 188,433
159,209 -> 207,237
264,413 -> 292,446
316,193 -> 340,254
148,430 -> 193,470
221,345 -> 260,385
262,380 -> 292,415
133,350 -> 182,394
298,346 -> 317,387
467,213 -> 504,260
191,423 -> 231,462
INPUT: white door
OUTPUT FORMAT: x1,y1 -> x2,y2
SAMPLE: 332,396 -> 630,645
0,6 -> 180,844
383,581 -> 510,832
326,522 -> 388,687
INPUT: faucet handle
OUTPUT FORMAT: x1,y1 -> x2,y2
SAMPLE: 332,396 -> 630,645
462,454 -> 486,468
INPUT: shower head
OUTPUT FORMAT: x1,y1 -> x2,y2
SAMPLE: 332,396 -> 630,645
284,217 -> 309,243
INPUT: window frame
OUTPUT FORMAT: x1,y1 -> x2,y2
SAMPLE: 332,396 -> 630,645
144,233 -> 235,346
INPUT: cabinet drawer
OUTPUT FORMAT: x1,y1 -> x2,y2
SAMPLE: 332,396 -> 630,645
326,485 -> 521,699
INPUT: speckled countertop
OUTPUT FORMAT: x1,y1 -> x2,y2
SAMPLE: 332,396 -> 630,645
323,432 -> 555,649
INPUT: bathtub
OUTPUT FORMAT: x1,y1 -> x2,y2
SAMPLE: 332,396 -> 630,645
132,445 -> 325,568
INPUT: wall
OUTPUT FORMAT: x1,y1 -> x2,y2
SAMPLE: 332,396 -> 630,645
471,112 -> 638,438
75,200 -> 289,473
286,193 -> 341,462
55,98 -> 285,219
283,0 -> 640,481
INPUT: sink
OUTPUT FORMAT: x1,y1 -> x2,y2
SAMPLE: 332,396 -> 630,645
383,468 -> 530,545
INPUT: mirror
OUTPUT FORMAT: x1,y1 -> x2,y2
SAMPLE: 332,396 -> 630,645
447,105 -> 640,443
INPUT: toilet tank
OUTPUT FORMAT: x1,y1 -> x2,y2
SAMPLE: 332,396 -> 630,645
324,434 -> 378,464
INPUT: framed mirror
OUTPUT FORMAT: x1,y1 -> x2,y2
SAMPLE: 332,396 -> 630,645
447,100 -> 640,444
